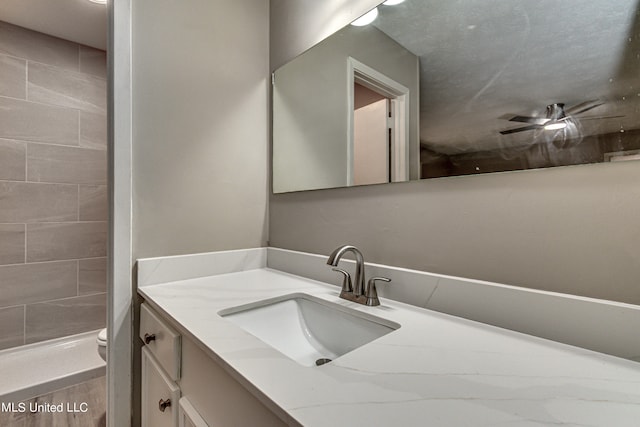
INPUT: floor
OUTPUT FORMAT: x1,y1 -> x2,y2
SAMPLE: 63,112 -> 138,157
0,376 -> 106,427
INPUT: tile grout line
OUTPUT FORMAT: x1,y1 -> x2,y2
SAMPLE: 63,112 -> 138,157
77,260 -> 80,296
0,220 -> 105,226
28,291 -> 107,306
1,178 -> 107,186
2,221 -> 107,226
23,223 -> 27,264
24,60 -> 28,101
22,304 -> 26,345
24,141 -> 28,183
0,51 -> 105,80
0,93 -> 107,115
0,302 -> 31,310
0,256 -> 108,268
29,140 -> 107,151
0,130 -> 107,151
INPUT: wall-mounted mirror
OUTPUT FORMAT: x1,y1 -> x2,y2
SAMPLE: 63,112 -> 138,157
272,0 -> 640,193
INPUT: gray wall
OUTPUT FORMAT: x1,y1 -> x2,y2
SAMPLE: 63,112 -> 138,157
0,21 -> 107,350
269,0 -> 640,305
132,0 -> 269,259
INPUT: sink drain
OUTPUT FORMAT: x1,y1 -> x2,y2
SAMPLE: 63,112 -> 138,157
315,358 -> 332,366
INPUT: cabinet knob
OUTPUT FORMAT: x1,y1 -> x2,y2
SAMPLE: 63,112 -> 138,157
158,398 -> 171,412
144,333 -> 156,344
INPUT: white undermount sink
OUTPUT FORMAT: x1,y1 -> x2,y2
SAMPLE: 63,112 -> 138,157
219,293 -> 400,367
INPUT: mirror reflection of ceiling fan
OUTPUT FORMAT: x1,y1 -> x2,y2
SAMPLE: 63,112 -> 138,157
499,101 -> 624,135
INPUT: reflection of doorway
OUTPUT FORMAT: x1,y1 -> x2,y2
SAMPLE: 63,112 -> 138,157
347,57 -> 409,186
354,85 -> 389,185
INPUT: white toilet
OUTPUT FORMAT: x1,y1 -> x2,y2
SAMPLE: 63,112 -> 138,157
97,328 -> 107,361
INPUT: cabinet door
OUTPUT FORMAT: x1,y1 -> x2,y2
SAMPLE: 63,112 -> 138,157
179,397 -> 209,427
142,347 -> 180,427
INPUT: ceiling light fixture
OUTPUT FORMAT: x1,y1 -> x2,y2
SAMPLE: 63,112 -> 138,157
544,121 -> 567,131
383,0 -> 406,5
87,0 -> 107,4
351,8 -> 379,26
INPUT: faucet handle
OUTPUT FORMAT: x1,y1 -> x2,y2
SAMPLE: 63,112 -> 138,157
365,277 -> 391,306
332,268 -> 353,296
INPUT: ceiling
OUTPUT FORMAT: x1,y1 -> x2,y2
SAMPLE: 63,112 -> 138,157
373,0 -> 640,154
4,0 -> 638,154
0,0 -> 107,50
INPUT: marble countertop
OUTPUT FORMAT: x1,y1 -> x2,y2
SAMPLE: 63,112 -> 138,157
138,268 -> 640,426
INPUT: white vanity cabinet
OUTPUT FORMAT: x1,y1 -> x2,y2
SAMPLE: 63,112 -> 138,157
140,303 -> 183,427
141,347 -> 181,427
139,302 -> 288,427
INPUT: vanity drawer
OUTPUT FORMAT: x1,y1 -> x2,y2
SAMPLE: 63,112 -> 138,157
140,303 -> 181,380
142,347 -> 180,427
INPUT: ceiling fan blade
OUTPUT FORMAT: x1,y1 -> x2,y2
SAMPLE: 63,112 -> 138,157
500,124 -> 542,135
567,102 -> 604,115
565,100 -> 597,113
505,115 -> 549,125
578,115 -> 625,120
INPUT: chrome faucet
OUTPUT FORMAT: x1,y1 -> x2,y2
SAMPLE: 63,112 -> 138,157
327,245 -> 366,300
327,245 -> 390,306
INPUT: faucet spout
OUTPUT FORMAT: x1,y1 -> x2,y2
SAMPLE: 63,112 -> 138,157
326,245 -> 366,297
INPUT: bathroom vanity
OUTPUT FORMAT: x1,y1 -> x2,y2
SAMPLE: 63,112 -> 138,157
137,248 -> 640,427
139,301 -> 283,427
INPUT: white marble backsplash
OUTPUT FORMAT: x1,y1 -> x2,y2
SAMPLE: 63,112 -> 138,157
137,248 -> 267,287
267,247 -> 640,361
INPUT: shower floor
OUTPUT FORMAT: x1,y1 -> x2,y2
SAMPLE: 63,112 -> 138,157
0,330 -> 106,403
